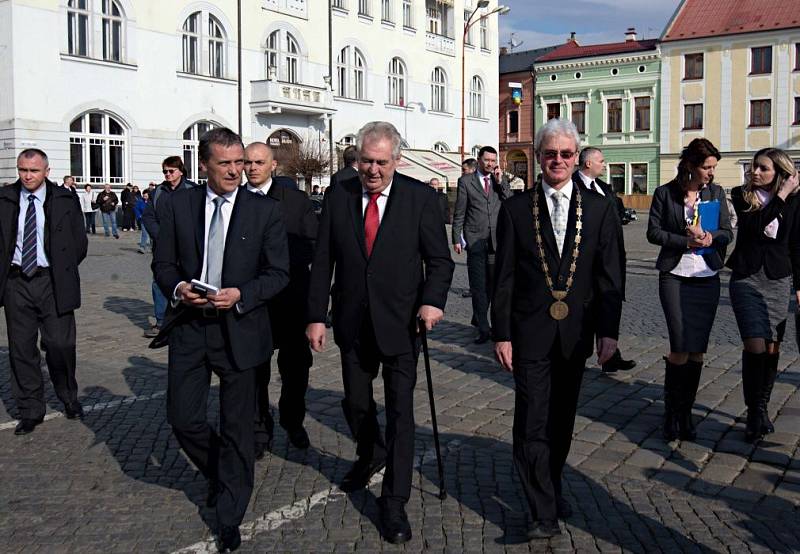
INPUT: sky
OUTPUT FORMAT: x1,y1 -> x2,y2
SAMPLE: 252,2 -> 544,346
497,0 -> 683,51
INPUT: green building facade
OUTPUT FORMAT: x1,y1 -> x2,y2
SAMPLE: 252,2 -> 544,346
533,37 -> 661,197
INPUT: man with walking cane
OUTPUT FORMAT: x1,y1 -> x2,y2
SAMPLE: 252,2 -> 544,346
306,121 -> 454,545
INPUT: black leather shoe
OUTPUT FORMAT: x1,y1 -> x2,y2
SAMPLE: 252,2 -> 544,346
14,418 -> 43,436
379,500 -> 412,544
216,525 -> 241,552
602,350 -> 636,373
556,496 -> 573,519
340,457 -> 386,492
527,520 -> 561,540
64,402 -> 84,420
207,478 -> 220,508
474,331 -> 491,345
287,426 -> 310,449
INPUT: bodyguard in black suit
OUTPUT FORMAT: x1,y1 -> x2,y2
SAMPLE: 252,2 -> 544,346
306,122 -> 454,544
0,149 -> 88,435
493,120 -> 622,540
329,145 -> 359,187
151,128 -> 289,552
244,142 -> 318,456
573,147 -> 635,373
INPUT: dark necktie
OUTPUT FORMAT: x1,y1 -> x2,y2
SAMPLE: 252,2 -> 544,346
256,188 -> 265,196
483,176 -> 490,196
364,192 -> 380,257
21,194 -> 38,276
590,180 -> 597,192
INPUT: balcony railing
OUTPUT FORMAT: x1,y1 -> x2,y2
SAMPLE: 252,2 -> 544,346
425,32 -> 455,56
250,80 -> 335,116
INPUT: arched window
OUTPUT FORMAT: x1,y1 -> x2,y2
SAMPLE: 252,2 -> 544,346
340,134 -> 357,146
469,75 -> 484,118
182,11 -> 227,78
69,112 -> 127,184
67,0 -> 125,61
182,121 -> 219,184
431,67 -> 447,112
265,30 -> 300,83
387,57 -> 406,106
337,46 -> 366,100
433,141 -> 449,153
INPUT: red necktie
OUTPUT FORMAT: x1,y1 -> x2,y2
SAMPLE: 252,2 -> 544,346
364,192 -> 380,257
484,176 -> 490,196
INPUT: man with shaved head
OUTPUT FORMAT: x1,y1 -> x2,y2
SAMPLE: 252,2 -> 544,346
0,149 -> 88,435
245,141 -> 318,457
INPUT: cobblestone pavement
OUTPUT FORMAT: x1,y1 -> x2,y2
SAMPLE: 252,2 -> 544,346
1,223 -> 799,553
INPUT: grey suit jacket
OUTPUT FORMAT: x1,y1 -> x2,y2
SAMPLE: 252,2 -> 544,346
451,172 -> 511,248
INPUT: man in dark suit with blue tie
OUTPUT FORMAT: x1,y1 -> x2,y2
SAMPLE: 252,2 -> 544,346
0,149 -> 88,435
152,128 -> 289,552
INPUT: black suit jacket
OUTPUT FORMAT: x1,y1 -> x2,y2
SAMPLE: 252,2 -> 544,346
647,180 -> 733,272
308,172 -> 455,356
726,186 -> 800,286
329,166 -> 358,188
492,185 -> 623,360
573,173 -> 627,297
273,175 -> 299,191
151,185 -> 290,369
0,180 -> 87,314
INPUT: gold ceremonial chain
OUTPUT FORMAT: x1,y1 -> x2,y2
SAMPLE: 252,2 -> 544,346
532,183 -> 583,320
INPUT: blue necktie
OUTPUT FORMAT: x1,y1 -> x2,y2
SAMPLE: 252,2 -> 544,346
21,194 -> 38,276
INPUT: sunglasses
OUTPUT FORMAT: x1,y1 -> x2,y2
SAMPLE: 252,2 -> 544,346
541,150 -> 577,161
162,168 -> 178,175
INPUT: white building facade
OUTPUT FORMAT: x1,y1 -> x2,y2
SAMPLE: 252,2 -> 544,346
0,0 -> 501,186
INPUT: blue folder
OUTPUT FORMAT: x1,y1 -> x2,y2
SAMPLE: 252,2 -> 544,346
694,200 -> 720,255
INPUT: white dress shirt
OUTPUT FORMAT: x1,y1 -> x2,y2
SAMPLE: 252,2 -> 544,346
576,171 -> 605,196
755,188 -> 780,238
362,181 -> 393,222
541,179 -> 574,219
200,186 -> 238,283
13,184 -> 49,268
246,178 -> 272,196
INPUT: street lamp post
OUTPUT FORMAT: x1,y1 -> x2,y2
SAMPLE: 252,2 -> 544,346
460,2 -> 510,162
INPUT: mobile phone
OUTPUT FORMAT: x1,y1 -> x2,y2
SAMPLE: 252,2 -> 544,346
190,279 -> 219,297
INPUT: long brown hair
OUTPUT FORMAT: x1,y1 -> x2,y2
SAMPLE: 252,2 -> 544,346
676,138 -> 721,189
742,147 -> 797,211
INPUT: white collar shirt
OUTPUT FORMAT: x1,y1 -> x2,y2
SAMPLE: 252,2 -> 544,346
577,171 -> 604,196
13,183 -> 49,268
200,185 -> 238,283
541,180 -> 574,219
361,180 -> 393,223
246,178 -> 272,196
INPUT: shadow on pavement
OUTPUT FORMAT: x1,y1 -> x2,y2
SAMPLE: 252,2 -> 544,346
104,295 -> 152,330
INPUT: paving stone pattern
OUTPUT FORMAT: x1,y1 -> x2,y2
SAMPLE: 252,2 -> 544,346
0,223 -> 798,552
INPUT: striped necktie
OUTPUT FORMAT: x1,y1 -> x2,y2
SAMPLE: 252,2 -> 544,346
206,196 -> 226,289
20,194 -> 38,276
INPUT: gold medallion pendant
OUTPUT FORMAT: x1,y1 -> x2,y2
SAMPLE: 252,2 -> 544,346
549,300 -> 569,320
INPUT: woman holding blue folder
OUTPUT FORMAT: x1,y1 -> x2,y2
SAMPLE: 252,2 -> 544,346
647,138 -> 733,441
726,148 -> 800,443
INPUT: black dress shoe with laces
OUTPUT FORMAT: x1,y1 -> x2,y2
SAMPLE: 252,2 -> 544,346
216,525 -> 241,552
379,500 -> 412,544
527,520 -> 561,540
64,402 -> 84,420
602,349 -> 636,373
14,418 -> 43,435
286,426 -> 310,449
340,457 -> 386,492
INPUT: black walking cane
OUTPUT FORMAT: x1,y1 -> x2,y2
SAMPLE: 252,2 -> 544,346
418,317 -> 447,500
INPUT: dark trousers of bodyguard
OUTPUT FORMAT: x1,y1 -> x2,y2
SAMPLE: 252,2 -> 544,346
341,312 -> 418,506
513,336 -> 585,522
467,238 -> 494,334
4,267 -> 78,420
167,316 -> 256,527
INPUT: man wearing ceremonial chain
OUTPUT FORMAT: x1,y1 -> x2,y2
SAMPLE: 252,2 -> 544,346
492,118 -> 623,540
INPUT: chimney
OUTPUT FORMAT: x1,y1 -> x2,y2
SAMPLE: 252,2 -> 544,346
625,27 -> 637,42
568,31 -> 577,43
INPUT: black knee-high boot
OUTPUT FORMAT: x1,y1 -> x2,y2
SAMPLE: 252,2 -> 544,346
741,351 -> 767,443
679,360 -> 703,441
761,353 -> 778,434
662,361 -> 681,441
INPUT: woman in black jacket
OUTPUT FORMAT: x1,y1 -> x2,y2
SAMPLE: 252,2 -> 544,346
647,138 -> 734,441
727,148 -> 800,442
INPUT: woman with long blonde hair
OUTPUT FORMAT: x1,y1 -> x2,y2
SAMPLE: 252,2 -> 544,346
726,147 -> 800,442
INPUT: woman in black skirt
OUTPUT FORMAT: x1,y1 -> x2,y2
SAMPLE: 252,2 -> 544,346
647,138 -> 734,441
727,148 -> 800,442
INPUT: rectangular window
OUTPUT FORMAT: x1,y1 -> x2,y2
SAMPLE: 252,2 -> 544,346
508,110 -> 519,134
607,99 -> 622,133
796,44 -> 800,70
546,103 -> 559,121
750,99 -> 771,127
464,10 -> 473,45
634,97 -> 650,131
381,0 -> 392,22
631,163 -> 648,194
402,0 -> 413,28
333,0 -> 346,7
795,97 -> 800,124
70,138 -> 85,180
358,0 -> 370,16
751,46 -> 772,74
684,53 -> 703,80
480,17 -> 488,50
609,164 -> 625,194
683,103 -> 703,130
571,102 -> 585,134
426,7 -> 440,34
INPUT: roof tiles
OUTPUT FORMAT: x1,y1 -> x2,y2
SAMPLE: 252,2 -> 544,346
663,0 -> 800,42
535,39 -> 658,63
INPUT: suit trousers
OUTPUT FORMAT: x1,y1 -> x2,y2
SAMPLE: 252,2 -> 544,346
512,335 -> 586,522
340,314 -> 418,504
167,316 -> 256,527
467,238 -> 494,334
3,268 -> 78,420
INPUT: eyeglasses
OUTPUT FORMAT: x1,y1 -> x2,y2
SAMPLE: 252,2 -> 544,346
541,150 -> 577,161
162,168 -> 178,175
